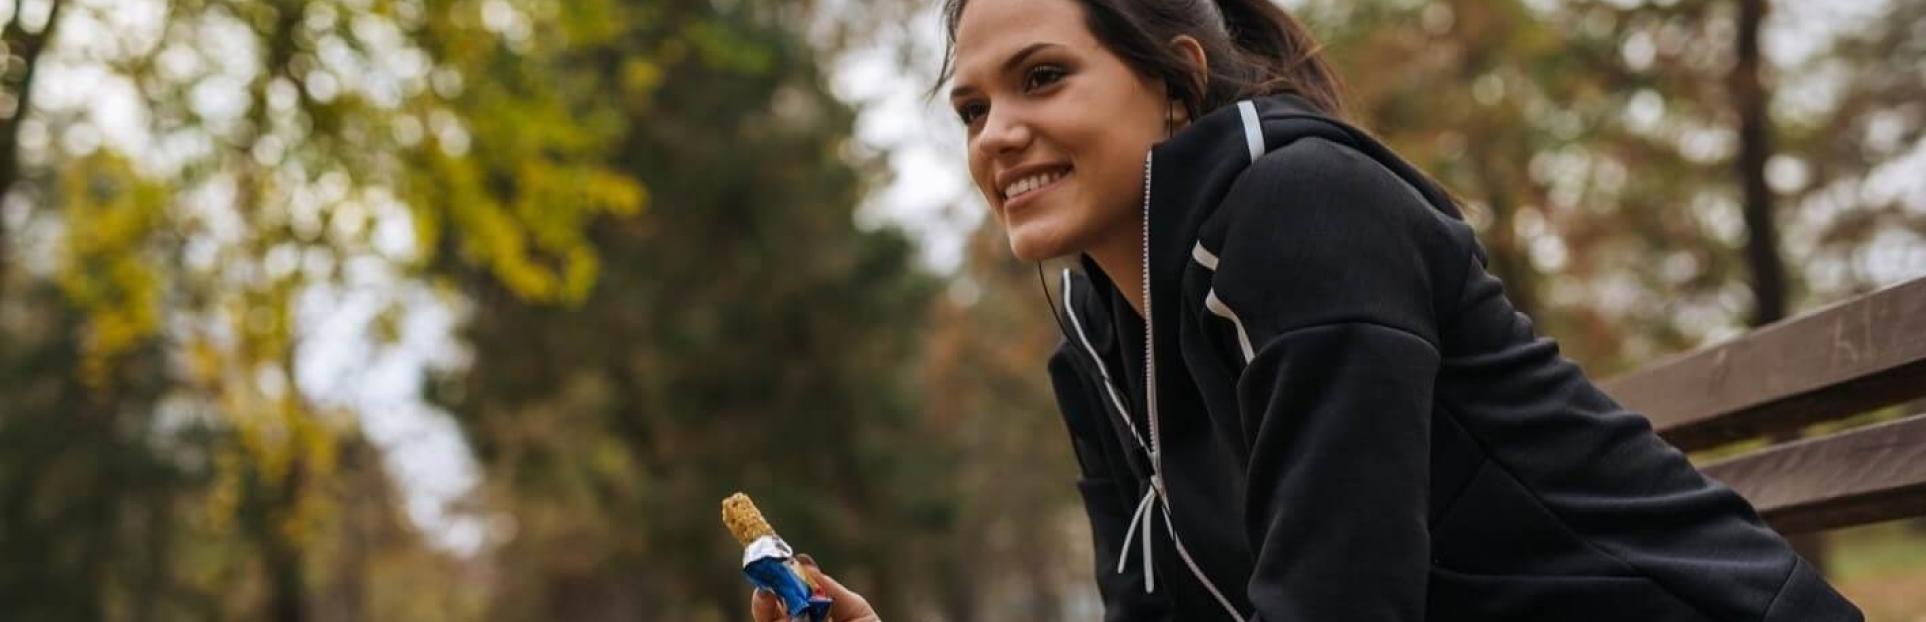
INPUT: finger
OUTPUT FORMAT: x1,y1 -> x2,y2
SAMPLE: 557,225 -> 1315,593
795,556 -> 873,618
750,587 -> 785,622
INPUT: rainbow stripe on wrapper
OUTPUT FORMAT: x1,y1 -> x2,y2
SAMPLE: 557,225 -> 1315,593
723,493 -> 832,621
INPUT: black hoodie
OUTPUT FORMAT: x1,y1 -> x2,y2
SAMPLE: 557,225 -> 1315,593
1045,94 -> 1862,621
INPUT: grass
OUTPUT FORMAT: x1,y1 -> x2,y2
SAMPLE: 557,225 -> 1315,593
1827,519 -> 1926,622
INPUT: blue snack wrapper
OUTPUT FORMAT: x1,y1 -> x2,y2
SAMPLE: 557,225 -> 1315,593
742,535 -> 832,621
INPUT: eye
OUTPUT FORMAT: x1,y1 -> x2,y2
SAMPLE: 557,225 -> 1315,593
955,100 -> 988,126
1023,64 -> 1067,92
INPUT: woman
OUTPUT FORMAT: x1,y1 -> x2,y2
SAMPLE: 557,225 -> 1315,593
755,0 -> 1864,619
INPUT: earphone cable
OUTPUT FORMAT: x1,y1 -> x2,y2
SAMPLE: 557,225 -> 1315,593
1036,260 -> 1076,344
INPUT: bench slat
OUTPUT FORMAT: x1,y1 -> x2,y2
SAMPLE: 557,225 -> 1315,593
1601,276 -> 1926,451
1699,412 -> 1926,534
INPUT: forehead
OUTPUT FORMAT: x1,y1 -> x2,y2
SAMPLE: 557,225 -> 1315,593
951,0 -> 1093,86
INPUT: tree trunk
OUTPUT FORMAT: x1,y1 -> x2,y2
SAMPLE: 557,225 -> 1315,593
243,457 -> 308,622
0,0 -> 67,302
1732,0 -> 1825,572
1734,0 -> 1788,328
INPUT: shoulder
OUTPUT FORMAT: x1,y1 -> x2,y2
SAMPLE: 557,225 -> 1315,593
1219,136 -> 1463,247
1200,137 -> 1478,344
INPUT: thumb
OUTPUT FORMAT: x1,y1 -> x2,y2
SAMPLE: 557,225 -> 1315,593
751,588 -> 785,622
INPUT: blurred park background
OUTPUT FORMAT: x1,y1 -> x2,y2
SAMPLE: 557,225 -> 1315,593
0,0 -> 1922,619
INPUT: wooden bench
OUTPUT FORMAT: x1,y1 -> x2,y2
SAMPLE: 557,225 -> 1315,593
1601,275 -> 1926,535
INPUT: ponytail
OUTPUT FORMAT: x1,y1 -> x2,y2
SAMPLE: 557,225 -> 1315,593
1212,0 -> 1348,118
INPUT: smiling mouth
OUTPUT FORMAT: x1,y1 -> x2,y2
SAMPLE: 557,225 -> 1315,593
1002,167 -> 1073,208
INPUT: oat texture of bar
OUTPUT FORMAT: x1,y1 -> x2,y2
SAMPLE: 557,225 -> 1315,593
723,492 -> 831,621
722,492 -> 775,546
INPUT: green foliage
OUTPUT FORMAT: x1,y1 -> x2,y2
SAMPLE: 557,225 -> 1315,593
403,0 -> 647,304
424,1 -> 950,617
53,153 -> 170,385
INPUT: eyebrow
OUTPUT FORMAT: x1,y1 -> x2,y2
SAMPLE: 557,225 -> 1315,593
949,42 -> 1063,100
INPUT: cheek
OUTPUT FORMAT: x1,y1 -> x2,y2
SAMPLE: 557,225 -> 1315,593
1064,133 -> 1148,221
965,152 -> 1000,216
1049,94 -> 1159,206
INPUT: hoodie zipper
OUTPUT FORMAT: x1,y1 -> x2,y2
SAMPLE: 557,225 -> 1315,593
1133,150 -> 1248,622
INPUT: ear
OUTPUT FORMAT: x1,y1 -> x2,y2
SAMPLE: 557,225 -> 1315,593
1167,35 -> 1209,95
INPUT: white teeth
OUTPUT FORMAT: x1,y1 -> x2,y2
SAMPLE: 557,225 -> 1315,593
1004,170 -> 1068,200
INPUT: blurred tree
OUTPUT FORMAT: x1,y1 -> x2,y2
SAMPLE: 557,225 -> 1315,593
915,227 -> 1087,621
1303,0 -> 1924,371
1731,0 -> 1786,326
0,1 -> 182,615
0,0 -> 65,297
3,0 -> 638,617
1778,0 -> 1926,298
422,0 -> 945,619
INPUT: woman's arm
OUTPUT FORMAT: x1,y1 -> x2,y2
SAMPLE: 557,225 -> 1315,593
1235,323 -> 1439,620
1207,137 -> 1479,621
1047,344 -> 1175,622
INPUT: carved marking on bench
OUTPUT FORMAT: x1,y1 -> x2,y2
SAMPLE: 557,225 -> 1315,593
1603,277 -> 1926,451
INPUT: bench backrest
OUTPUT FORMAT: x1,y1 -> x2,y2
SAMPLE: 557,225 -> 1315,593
1601,275 -> 1926,534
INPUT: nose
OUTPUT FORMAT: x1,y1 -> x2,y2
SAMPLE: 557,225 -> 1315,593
973,105 -> 1031,163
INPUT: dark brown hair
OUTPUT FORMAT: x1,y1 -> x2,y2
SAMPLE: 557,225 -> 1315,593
935,0 -> 1349,121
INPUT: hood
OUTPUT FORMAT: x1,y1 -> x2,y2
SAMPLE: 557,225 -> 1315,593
1135,93 -> 1462,352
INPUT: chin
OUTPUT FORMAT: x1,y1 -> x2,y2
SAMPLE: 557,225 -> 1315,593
1007,240 -> 1050,263
1004,225 -> 1077,263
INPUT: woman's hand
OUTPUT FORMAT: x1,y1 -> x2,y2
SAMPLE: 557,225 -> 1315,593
749,554 -> 879,622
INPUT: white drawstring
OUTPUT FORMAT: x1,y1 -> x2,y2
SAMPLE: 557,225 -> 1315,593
1118,481 -> 1160,593
1114,472 -> 1248,622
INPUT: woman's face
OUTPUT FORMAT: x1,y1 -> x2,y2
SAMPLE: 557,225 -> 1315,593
949,0 -> 1172,262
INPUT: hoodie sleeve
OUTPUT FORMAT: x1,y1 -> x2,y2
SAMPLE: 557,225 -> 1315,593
1204,138 -> 1478,621
1047,343 -> 1174,622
